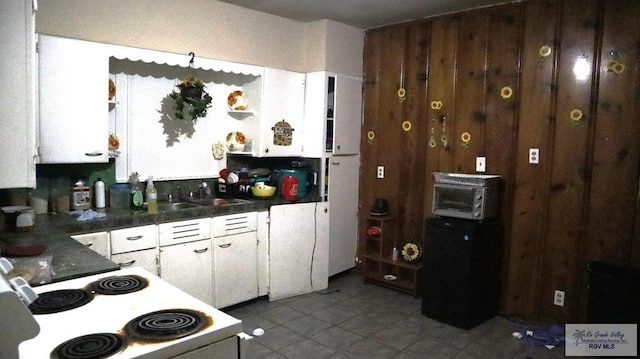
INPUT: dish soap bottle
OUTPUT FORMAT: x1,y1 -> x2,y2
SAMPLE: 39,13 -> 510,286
128,172 -> 144,210
146,176 -> 158,214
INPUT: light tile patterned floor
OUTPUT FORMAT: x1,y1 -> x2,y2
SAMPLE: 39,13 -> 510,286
225,270 -> 568,359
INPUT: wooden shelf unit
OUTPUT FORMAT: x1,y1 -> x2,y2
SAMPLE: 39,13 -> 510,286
360,215 -> 423,297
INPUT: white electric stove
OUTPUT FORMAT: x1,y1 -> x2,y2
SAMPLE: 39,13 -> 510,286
10,266 -> 243,359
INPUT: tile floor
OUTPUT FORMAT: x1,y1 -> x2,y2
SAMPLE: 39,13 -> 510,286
226,270 -> 569,359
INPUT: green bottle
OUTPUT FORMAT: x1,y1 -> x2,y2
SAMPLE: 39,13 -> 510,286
129,172 -> 144,210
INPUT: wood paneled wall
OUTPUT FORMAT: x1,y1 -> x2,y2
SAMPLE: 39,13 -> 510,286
358,0 -> 640,323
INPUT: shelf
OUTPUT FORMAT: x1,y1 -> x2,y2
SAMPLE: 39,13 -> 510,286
361,253 -> 423,270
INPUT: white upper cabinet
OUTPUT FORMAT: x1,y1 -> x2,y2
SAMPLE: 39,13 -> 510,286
0,0 -> 36,188
38,34 -> 109,163
304,72 -> 362,157
249,68 -> 305,157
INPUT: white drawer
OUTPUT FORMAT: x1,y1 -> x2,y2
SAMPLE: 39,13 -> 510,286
158,218 -> 211,246
213,212 -> 258,237
110,225 -> 158,254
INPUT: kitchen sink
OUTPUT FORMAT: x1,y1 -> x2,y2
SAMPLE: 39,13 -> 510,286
157,202 -> 201,211
189,198 -> 251,206
157,198 -> 251,211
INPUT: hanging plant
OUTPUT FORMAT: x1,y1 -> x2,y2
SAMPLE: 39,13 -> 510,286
169,76 -> 213,122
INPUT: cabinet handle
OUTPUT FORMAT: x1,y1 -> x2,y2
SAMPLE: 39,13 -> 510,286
85,242 -> 93,247
331,162 -> 340,165
218,243 -> 231,248
194,248 -> 209,254
84,152 -> 104,157
119,260 -> 136,267
126,235 -> 143,241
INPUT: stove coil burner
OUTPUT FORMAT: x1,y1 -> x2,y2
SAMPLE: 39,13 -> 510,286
29,289 -> 93,314
91,275 -> 149,295
51,333 -> 126,359
125,309 -> 209,342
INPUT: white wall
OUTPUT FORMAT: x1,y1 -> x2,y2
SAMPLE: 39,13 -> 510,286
36,0 -> 363,75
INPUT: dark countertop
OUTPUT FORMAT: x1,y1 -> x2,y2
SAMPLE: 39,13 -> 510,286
0,195 -> 319,285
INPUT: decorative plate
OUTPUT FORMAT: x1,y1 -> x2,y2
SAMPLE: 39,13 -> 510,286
108,79 -> 116,101
227,90 -> 248,110
401,242 -> 422,262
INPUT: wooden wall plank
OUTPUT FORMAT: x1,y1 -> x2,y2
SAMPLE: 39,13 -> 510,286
422,17 -> 459,216
452,12 -> 489,173
504,0 -> 559,318
586,0 -> 640,264
395,22 -> 431,243
484,4 -> 523,310
542,0 -> 599,323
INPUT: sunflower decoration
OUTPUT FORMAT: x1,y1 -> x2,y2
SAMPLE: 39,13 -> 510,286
402,120 -> 412,132
537,45 -> 552,63
367,130 -> 376,144
461,131 -> 472,148
397,87 -> 406,100
430,100 -> 443,110
401,242 -> 422,262
500,86 -> 513,99
607,61 -> 625,75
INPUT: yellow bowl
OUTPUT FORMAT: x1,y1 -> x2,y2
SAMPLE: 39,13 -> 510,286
251,185 -> 276,198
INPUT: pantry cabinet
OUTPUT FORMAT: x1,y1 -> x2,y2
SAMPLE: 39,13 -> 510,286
0,0 -> 36,188
158,218 -> 213,305
269,202 -> 329,300
37,34 -> 109,163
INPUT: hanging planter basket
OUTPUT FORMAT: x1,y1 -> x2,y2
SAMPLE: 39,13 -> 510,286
168,53 -> 213,122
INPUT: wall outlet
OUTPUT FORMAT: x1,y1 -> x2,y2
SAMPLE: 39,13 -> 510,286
377,166 -> 384,179
476,157 -> 486,172
554,290 -> 565,306
529,148 -> 540,164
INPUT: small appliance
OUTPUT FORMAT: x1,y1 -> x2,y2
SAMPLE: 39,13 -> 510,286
432,172 -> 501,220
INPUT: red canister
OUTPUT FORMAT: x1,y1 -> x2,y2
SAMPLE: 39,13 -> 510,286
281,175 -> 299,201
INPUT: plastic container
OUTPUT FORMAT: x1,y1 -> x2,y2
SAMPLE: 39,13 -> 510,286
94,178 -> 105,209
109,184 -> 129,209
71,180 -> 91,210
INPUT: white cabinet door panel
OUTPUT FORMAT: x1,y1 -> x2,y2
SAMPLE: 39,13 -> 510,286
213,232 -> 258,308
38,35 -> 109,163
327,155 -> 360,276
111,249 -> 158,276
72,232 -> 110,258
160,239 -> 213,305
333,74 -> 362,155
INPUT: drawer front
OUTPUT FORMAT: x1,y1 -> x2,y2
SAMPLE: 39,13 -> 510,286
110,225 -> 158,254
110,248 -> 158,275
158,218 -> 211,246
213,212 -> 258,237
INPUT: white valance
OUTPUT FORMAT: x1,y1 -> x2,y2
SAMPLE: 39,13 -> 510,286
108,44 -> 263,77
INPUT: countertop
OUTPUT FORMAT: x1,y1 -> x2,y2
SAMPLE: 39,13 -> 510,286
0,195 -> 319,285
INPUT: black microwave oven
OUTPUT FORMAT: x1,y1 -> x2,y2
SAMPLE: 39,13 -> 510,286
432,173 -> 501,220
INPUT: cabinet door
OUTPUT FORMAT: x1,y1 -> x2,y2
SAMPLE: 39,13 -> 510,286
327,155 -> 360,276
333,74 -> 362,155
38,34 -> 109,163
111,248 -> 158,276
257,68 -> 305,157
269,203 -> 329,301
0,0 -> 36,188
213,232 -> 258,308
72,232 -> 110,258
160,239 -> 213,305
302,71 -> 329,157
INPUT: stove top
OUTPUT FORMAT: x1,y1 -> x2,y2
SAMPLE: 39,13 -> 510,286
19,267 -> 242,359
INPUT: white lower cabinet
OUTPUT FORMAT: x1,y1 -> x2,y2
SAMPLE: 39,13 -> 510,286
110,225 -> 159,275
158,218 -> 213,305
212,212 -> 259,308
159,239 -> 213,305
269,202 -> 329,301
72,232 -> 110,258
